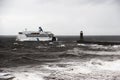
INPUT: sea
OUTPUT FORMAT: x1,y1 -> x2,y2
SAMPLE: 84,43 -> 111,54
57,35 -> 120,42
1,35 -> 120,80
1,35 -> 120,42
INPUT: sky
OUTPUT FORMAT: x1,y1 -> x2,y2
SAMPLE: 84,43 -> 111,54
0,0 -> 120,35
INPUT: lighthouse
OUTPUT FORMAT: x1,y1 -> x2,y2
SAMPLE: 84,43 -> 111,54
80,31 -> 84,41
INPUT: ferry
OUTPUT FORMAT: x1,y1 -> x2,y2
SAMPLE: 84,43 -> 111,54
16,27 -> 57,42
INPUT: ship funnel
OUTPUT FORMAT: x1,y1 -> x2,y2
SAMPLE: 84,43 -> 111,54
39,27 -> 43,32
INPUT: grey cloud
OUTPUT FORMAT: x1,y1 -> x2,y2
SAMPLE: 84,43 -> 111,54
113,0 -> 120,5
37,0 -> 113,5
0,0 -> 5,8
0,0 -> 12,12
114,0 -> 120,3
78,0 -> 109,4
76,0 -> 120,5
0,0 -> 9,7
0,0 -> 120,35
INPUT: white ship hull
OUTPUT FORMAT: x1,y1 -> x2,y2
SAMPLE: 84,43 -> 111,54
16,37 -> 53,41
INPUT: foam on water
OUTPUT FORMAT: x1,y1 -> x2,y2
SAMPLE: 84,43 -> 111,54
1,44 -> 120,80
64,59 -> 120,73
88,59 -> 120,71
2,59 -> 120,80
12,72 -> 44,80
71,44 -> 120,56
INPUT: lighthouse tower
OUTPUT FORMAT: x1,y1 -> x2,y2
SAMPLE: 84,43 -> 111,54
80,31 -> 84,41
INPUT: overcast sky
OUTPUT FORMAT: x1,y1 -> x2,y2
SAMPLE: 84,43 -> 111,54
0,0 -> 120,35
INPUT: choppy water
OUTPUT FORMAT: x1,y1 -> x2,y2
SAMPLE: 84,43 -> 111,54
1,44 -> 120,80
1,35 -> 120,42
57,35 -> 120,42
